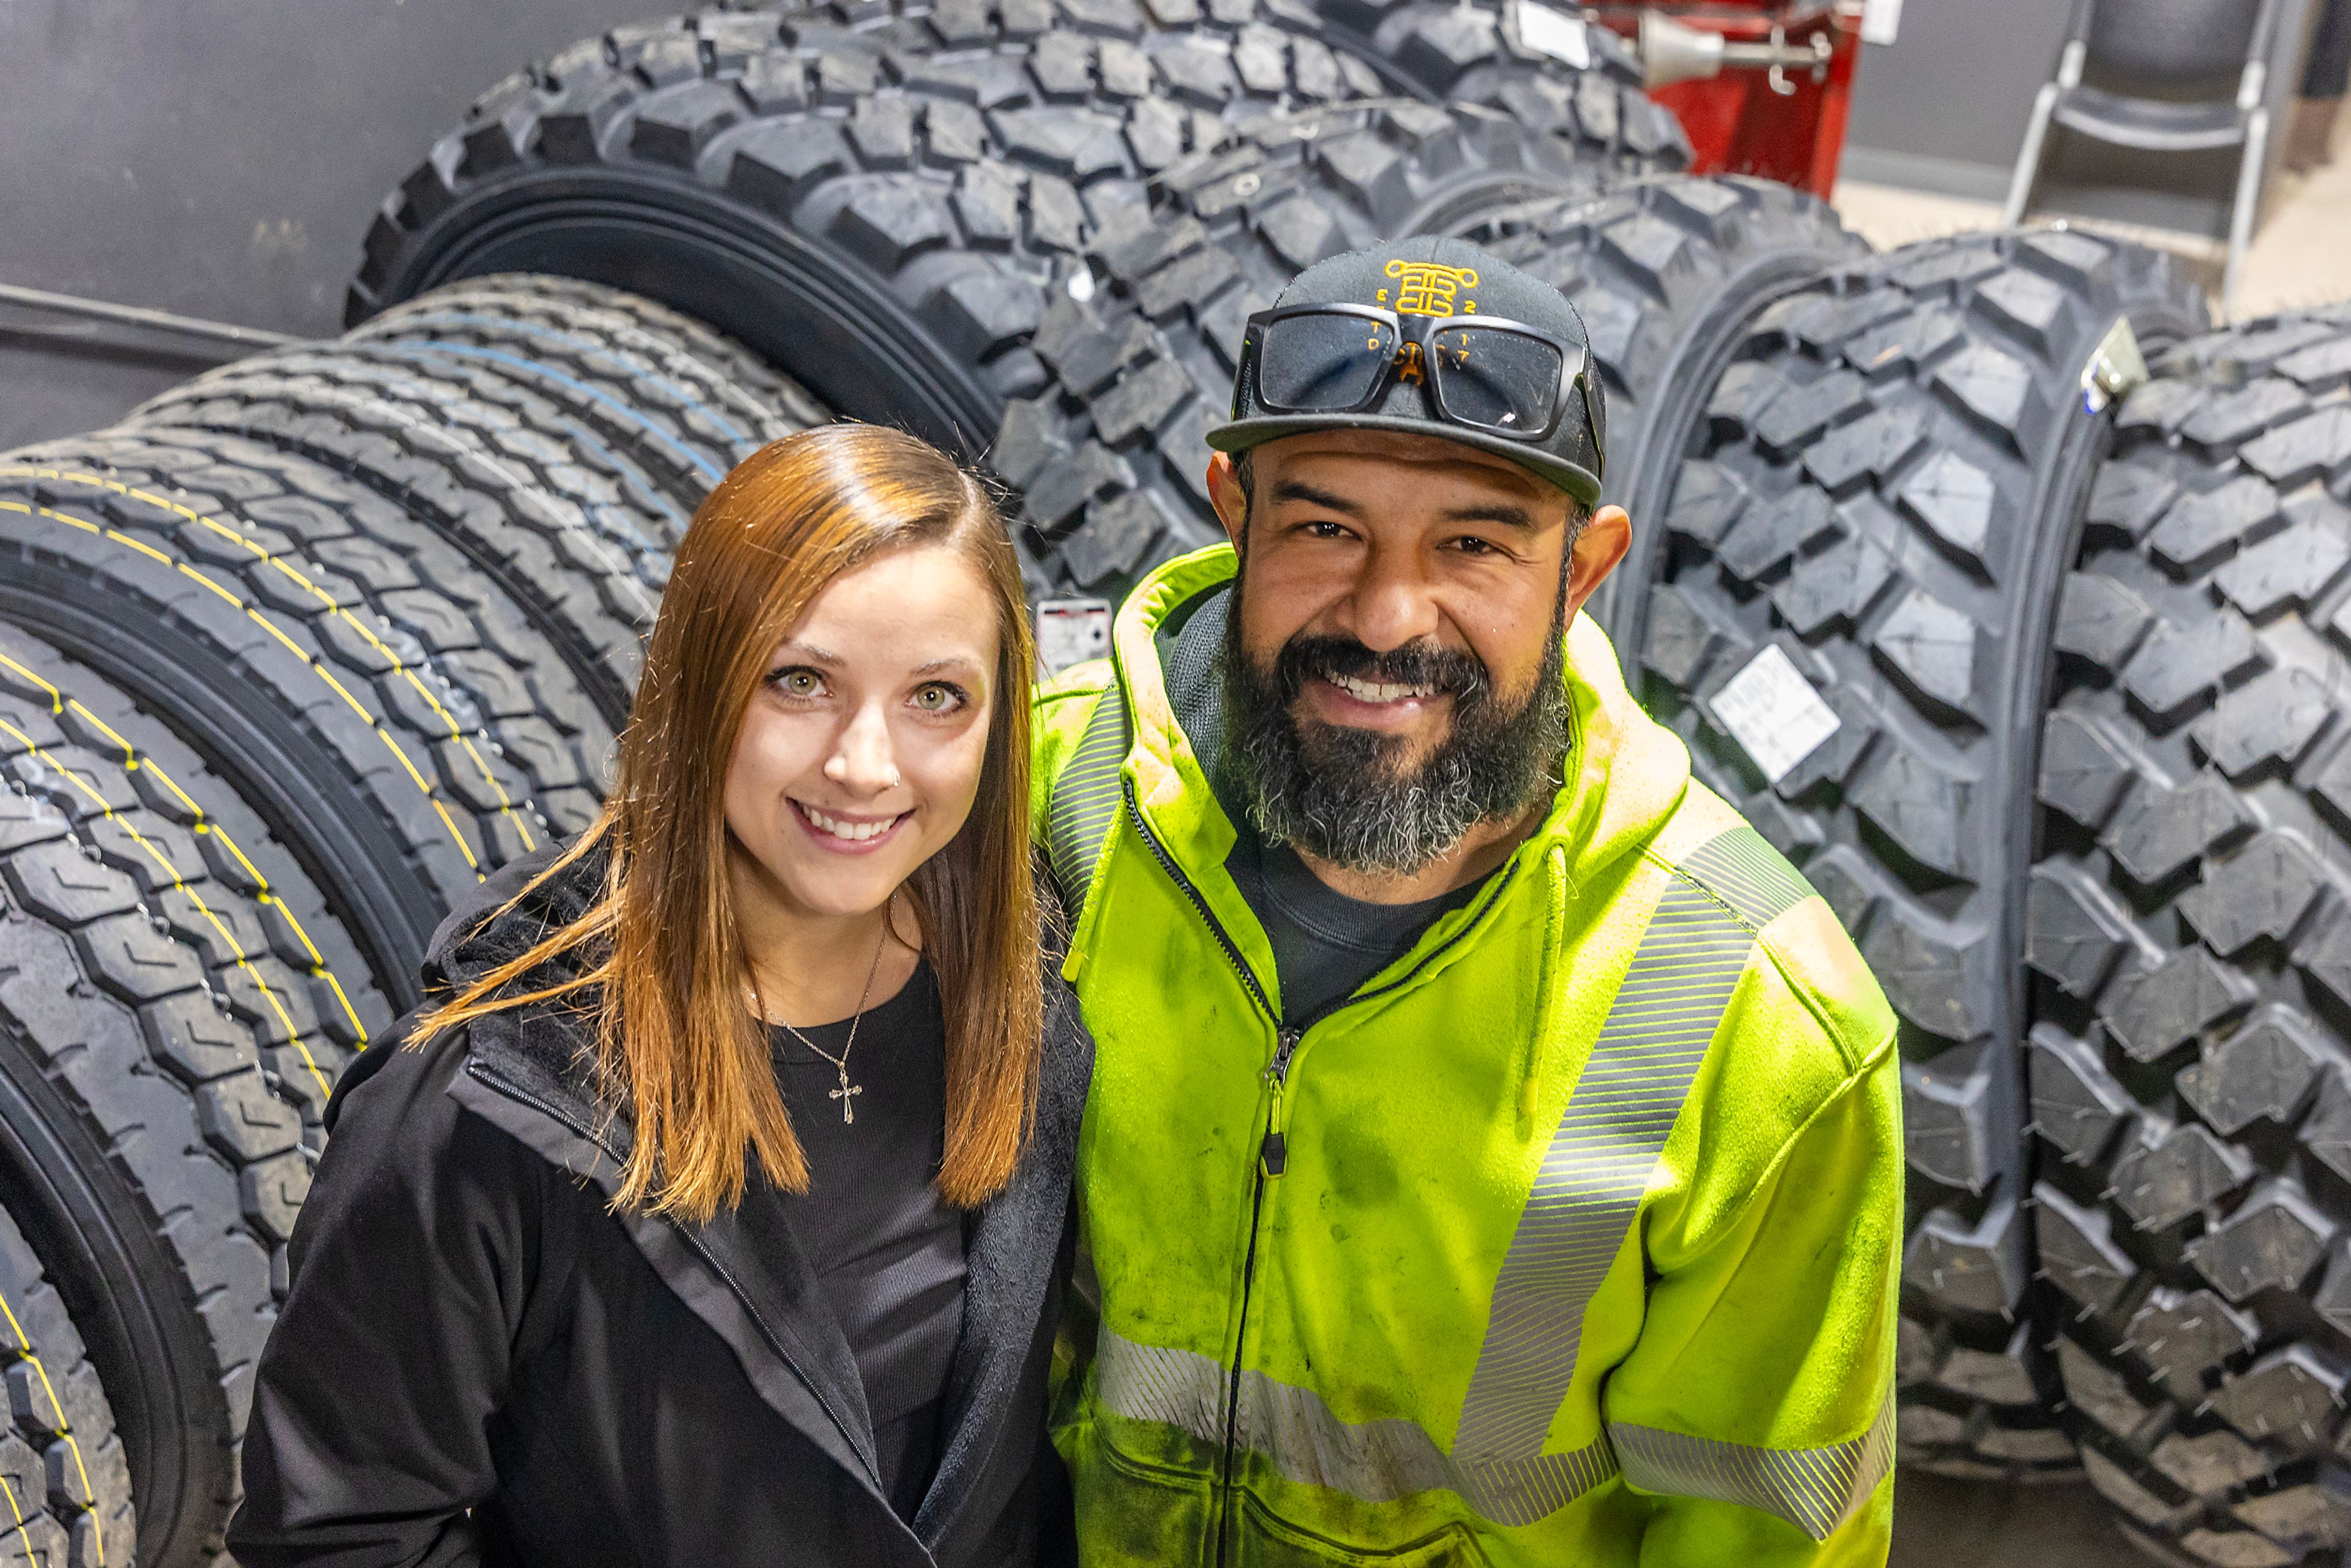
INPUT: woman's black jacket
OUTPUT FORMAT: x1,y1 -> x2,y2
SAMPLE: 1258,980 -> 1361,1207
227,847 -> 1090,1568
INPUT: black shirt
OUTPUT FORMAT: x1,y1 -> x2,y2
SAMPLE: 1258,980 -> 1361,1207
1161,587 -> 1485,1028
770,958 -> 965,1522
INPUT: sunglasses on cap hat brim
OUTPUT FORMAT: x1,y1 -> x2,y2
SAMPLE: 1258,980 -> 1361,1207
1215,302 -> 1605,506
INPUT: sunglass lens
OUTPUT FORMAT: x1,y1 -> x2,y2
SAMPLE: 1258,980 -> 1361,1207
1429,328 -> 1564,436
1257,314 -> 1397,411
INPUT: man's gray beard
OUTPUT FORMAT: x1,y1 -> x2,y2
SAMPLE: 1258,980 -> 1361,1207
1220,582 -> 1572,878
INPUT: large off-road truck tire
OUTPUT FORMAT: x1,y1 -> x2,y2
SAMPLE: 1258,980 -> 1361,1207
0,430 -> 612,1014
347,2 -> 1679,457
1468,174 -> 1872,672
0,1199 -> 135,1568
2021,306 -> 2351,1567
990,97 -> 1617,603
345,272 -> 827,513
347,6 -> 1385,454
0,619 -> 346,1568
1635,228 -> 2208,1477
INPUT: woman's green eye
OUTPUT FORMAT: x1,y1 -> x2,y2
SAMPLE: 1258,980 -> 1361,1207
914,685 -> 950,711
774,669 -> 822,696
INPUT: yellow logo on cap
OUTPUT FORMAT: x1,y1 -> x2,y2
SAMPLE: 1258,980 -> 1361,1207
1376,259 -> 1479,318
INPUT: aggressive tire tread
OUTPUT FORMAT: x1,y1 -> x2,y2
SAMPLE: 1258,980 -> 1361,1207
350,4 -> 1390,450
1469,173 -> 1870,667
1637,227 -> 2207,1476
0,617 -> 356,1566
2027,304 -> 2351,1565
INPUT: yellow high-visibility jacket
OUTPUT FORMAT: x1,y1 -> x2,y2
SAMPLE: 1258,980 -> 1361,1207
1035,546 -> 1902,1567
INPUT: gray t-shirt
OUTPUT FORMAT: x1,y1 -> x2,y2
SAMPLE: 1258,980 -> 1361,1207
1161,587 -> 1483,1029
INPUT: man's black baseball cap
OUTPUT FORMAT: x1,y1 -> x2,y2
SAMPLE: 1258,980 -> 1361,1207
1205,235 -> 1607,508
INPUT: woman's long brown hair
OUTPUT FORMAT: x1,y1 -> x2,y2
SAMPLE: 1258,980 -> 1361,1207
408,423 -> 1042,1221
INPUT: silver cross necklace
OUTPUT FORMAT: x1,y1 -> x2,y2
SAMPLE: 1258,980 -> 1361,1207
768,917 -> 889,1126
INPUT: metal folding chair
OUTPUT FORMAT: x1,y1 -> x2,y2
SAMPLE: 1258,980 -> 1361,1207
2003,0 -> 2290,315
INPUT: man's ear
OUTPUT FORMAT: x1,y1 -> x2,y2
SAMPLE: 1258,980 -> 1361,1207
1564,505 -> 1633,622
1206,451 -> 1248,549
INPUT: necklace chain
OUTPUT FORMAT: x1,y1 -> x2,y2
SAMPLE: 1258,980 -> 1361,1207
762,916 -> 889,1127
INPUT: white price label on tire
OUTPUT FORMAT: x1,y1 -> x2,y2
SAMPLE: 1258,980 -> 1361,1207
1509,0 -> 1591,67
1711,645 -> 1840,784
1037,598 -> 1112,677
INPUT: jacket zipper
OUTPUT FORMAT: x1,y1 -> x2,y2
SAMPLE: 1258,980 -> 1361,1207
1262,864 -> 1518,1152
1122,780 -> 1520,1564
461,1059 -> 882,1491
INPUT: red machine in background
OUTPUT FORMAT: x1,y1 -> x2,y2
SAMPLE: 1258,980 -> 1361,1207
1591,1 -> 1867,195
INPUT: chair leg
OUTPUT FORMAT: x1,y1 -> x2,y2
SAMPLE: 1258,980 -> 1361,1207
2222,107 -> 2271,319
2003,83 -> 2062,226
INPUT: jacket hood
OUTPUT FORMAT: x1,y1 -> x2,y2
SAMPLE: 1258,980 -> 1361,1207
429,838 -> 606,991
414,838 -> 617,1138
1111,545 -> 1692,904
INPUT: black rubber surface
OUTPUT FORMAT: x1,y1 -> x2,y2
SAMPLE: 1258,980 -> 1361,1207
1299,0 -> 1687,169
2023,305 -> 2351,1566
348,272 -> 828,514
1635,228 -> 2208,1477
0,618 -> 342,1568
362,271 -> 830,421
128,345 -> 662,724
0,430 -> 612,1011
348,4 -> 1391,455
1469,174 -> 1870,671
990,97 -> 1618,602
0,623 -> 392,1081
0,1199 -> 135,1568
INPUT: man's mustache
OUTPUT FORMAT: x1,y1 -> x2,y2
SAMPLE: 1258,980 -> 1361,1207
1274,635 -> 1491,708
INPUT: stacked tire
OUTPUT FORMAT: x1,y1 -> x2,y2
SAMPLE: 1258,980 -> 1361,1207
2020,306 -> 2351,1566
1633,228 -> 2211,1481
0,276 -> 817,1566
345,2 -> 1688,459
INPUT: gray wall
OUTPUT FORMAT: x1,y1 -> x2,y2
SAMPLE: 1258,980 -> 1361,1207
1843,0 -> 2316,232
0,1 -> 662,452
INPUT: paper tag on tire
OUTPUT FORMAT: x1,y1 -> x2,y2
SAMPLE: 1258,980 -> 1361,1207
1710,646 -> 1840,784
1037,598 -> 1112,676
1509,1 -> 1591,67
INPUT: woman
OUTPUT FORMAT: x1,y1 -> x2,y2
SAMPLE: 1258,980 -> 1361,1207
229,424 -> 1087,1568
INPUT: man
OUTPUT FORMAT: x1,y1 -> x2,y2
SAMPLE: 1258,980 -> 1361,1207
1033,237 -> 1902,1566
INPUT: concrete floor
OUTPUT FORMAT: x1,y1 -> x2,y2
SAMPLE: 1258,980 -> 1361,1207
1891,1471 -> 2151,1568
1833,106 -> 2351,324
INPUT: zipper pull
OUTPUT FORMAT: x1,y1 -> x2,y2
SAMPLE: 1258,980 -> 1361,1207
1261,1027 -> 1301,1176
1265,1027 -> 1302,1087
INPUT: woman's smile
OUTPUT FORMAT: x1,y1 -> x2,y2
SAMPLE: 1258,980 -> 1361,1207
792,799 -> 912,852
